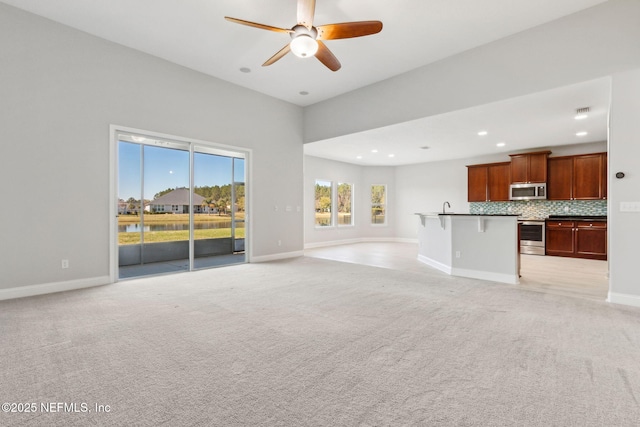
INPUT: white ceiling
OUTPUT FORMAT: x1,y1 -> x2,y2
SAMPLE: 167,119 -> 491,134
3,0 -> 610,165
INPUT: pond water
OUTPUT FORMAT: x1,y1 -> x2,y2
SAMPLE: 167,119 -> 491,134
119,221 -> 241,233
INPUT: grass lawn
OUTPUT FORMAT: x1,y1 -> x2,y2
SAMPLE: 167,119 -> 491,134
118,213 -> 245,224
119,228 -> 245,245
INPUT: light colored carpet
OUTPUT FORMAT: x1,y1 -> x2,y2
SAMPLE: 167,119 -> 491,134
1,256 -> 639,426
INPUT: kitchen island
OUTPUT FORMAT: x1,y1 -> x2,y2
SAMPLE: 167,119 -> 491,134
416,213 -> 519,284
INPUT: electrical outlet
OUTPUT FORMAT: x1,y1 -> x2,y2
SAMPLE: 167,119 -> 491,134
61,259 -> 69,269
455,251 -> 461,258
278,240 -> 282,246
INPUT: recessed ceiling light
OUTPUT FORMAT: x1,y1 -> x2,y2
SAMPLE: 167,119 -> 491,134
496,142 -> 506,147
239,67 -> 251,73
574,114 -> 588,120
356,155 -> 362,159
388,154 -> 395,158
371,149 -> 378,153
478,131 -> 488,136
576,131 -> 588,137
299,91 -> 309,96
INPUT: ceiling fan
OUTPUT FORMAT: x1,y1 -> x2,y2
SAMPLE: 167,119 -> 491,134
225,0 -> 383,71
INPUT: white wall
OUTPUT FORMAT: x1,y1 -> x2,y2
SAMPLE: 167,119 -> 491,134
0,4 -> 303,293
304,0 -> 640,142
608,68 -> 640,306
304,155 -> 395,247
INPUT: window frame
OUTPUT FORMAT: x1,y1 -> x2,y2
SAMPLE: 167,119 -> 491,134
337,182 -> 354,227
314,179 -> 334,228
370,184 -> 387,226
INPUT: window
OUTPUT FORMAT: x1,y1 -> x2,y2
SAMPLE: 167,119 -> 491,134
337,182 -> 353,226
371,184 -> 386,225
315,180 -> 332,227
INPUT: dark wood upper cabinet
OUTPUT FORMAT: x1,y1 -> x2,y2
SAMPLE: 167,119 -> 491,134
548,152 -> 607,200
509,151 -> 550,184
547,156 -> 574,200
467,165 -> 488,202
487,163 -> 511,201
573,153 -> 605,199
467,162 -> 510,202
468,150 -> 606,202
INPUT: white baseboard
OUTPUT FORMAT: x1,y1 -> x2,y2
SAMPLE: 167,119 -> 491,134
417,255 -> 452,275
251,250 -> 304,263
0,276 -> 111,301
417,255 -> 519,285
607,292 -> 640,308
451,267 -> 520,285
304,237 -> 418,249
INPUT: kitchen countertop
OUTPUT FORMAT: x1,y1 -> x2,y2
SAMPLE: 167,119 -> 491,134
415,213 -> 519,217
547,215 -> 607,221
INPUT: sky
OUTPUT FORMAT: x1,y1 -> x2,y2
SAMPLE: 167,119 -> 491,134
118,141 -> 245,200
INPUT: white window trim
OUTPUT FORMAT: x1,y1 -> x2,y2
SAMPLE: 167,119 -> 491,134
314,179 -> 334,229
371,184 -> 387,227
337,182 -> 355,228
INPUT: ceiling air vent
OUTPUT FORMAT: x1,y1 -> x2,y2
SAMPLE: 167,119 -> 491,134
576,107 -> 590,114
420,146 -> 430,150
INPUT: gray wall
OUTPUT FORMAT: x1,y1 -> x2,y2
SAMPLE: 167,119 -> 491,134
0,3 -> 303,290
609,69 -> 640,303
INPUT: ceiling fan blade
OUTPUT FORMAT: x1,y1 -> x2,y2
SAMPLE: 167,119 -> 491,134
317,21 -> 383,40
262,44 -> 292,66
225,17 -> 292,34
297,0 -> 316,29
315,41 -> 341,72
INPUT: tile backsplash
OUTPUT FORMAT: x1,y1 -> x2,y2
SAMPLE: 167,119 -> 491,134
470,200 -> 607,218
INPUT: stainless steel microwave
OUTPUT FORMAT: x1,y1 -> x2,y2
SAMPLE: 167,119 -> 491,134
510,183 -> 547,200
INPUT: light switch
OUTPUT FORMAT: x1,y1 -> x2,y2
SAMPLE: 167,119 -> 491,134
620,201 -> 640,212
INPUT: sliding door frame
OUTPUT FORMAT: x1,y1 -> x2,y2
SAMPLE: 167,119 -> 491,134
109,125 -> 252,283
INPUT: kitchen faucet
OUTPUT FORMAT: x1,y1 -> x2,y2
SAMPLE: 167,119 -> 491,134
442,201 -> 451,214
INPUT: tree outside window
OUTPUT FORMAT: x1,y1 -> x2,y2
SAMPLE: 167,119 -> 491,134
315,180 -> 332,227
337,183 -> 353,226
371,184 -> 386,225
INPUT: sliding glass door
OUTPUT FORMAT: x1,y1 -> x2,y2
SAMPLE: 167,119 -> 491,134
116,132 -> 247,279
192,147 -> 246,269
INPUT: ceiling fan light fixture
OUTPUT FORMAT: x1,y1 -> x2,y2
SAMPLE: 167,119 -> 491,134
290,35 -> 318,58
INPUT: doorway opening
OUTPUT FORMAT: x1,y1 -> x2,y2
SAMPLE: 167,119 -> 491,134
113,128 -> 248,280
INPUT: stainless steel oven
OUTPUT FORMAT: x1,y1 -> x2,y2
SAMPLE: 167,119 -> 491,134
518,219 -> 545,255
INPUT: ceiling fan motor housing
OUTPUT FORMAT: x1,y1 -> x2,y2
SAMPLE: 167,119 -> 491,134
290,25 -> 319,57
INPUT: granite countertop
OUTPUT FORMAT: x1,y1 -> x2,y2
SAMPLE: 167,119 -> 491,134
439,213 -> 519,217
415,213 -> 518,217
547,215 -> 607,221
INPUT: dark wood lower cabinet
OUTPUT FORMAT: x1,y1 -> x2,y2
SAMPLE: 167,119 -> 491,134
575,222 -> 607,259
546,220 -> 607,260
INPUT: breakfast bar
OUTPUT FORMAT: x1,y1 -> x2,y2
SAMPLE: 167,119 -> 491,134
415,213 -> 520,284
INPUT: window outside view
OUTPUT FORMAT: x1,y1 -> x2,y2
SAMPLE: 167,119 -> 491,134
315,180 -> 332,227
337,183 -> 353,226
117,136 -> 246,277
371,184 -> 386,224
